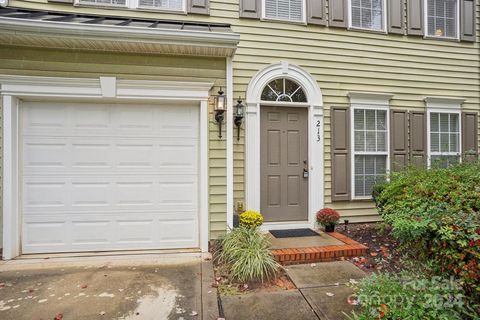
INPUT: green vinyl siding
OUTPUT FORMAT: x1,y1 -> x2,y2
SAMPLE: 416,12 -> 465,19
2,0 -> 480,225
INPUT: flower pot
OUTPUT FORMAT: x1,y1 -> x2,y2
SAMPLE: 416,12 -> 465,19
324,224 -> 335,233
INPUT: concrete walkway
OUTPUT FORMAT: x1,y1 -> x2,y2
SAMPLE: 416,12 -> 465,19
0,253 -> 218,320
221,261 -> 365,320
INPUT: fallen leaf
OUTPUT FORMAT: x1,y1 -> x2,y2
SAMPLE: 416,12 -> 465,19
54,313 -> 63,320
189,311 -> 198,316
80,284 -> 88,289
326,292 -> 335,297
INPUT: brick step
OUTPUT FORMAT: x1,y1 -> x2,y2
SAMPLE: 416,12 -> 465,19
271,232 -> 368,266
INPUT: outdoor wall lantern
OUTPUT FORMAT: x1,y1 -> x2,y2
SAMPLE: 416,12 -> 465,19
214,88 -> 226,139
234,97 -> 245,141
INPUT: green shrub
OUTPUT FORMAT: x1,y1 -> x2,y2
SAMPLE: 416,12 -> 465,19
346,272 -> 475,320
216,227 -> 279,283
239,210 -> 264,228
376,161 -> 480,307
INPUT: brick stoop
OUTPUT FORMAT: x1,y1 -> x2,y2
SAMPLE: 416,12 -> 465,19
272,232 -> 368,265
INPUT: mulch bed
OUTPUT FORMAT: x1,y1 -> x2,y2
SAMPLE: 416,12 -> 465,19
337,222 -> 404,273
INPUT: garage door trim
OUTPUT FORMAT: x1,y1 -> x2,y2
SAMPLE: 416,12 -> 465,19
1,75 -> 212,260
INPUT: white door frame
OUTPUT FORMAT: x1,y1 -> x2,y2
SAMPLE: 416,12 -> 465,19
0,75 -> 213,260
244,62 -> 324,230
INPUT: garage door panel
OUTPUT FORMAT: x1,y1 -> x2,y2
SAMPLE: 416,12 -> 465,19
24,182 -> 67,208
23,138 -> 198,175
22,102 -> 200,254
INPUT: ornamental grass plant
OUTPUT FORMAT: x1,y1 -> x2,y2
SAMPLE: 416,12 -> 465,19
216,226 -> 279,283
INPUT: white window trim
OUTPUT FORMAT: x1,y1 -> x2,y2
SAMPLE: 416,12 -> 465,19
261,0 -> 307,24
426,108 -> 462,167
348,0 -> 388,33
350,104 -> 390,200
74,0 -> 187,14
423,0 -> 460,40
425,96 -> 465,167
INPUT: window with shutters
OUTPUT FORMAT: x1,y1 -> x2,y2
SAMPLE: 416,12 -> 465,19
349,0 -> 386,31
428,111 -> 461,168
77,0 -> 185,12
263,0 -> 306,23
425,0 -> 459,38
352,107 -> 389,198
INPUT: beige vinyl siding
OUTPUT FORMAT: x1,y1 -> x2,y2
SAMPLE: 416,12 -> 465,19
4,0 -> 480,224
0,45 -> 227,239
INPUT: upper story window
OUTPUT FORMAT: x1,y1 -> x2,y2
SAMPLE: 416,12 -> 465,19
139,0 -> 183,10
426,0 -> 459,39
264,0 -> 305,23
350,0 -> 386,31
77,0 -> 185,12
261,78 -> 307,102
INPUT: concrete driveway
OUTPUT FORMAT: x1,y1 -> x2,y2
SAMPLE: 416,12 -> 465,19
0,253 -> 217,320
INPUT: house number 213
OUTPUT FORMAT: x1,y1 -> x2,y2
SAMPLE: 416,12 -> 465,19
316,120 -> 321,142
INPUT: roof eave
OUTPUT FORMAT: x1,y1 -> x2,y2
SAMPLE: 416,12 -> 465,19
0,16 -> 240,56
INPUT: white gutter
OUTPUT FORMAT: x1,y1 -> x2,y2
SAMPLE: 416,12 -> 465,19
0,15 -> 240,52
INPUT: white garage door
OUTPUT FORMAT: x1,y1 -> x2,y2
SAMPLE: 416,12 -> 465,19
21,101 -> 200,254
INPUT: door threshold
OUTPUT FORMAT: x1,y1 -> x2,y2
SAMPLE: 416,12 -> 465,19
260,221 -> 314,231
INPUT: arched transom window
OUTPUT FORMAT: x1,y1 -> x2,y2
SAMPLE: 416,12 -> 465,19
261,78 -> 307,103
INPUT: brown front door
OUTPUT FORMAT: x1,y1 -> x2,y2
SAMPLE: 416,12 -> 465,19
260,106 -> 308,222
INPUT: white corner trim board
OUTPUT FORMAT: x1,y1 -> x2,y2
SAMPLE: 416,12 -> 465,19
1,75 -> 212,260
245,62 -> 324,230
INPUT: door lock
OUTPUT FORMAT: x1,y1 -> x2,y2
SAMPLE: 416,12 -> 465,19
303,169 -> 309,178
303,160 -> 309,178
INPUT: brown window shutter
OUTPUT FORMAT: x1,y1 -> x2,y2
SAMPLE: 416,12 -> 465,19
460,0 -> 476,41
188,0 -> 210,15
307,0 -> 326,26
462,112 -> 479,162
407,0 -> 424,35
387,0 -> 405,34
409,111 -> 427,168
331,107 -> 351,201
329,0 -> 348,28
240,0 -> 261,19
390,110 -> 408,171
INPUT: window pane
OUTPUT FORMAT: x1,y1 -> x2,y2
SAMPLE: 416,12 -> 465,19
450,113 -> 459,132
431,133 -> 440,152
450,133 -> 459,152
440,133 -> 450,152
364,156 -> 375,174
430,113 -> 439,132
355,175 -> 365,197
366,131 -> 376,151
365,110 -> 376,130
377,110 -> 386,130
352,7 -> 361,27
355,156 -> 364,175
440,113 -> 449,132
355,131 -> 366,151
377,131 -> 387,152
139,0 -> 182,9
354,110 -> 365,130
